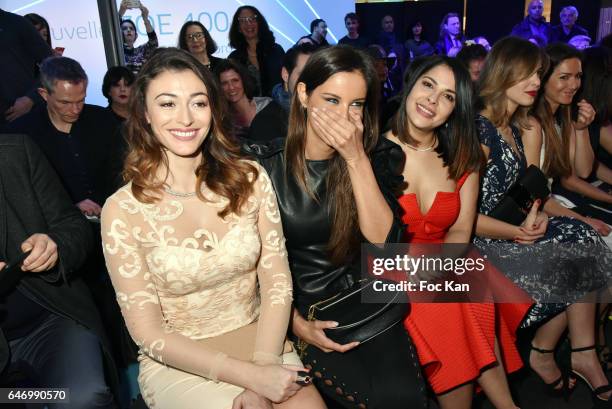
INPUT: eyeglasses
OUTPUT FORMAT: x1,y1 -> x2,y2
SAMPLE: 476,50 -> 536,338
238,15 -> 258,24
186,32 -> 205,42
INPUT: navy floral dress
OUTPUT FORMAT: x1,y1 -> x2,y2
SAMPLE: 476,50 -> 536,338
473,115 -> 611,328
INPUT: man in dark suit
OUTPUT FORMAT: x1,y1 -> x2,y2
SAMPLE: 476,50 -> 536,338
6,56 -> 124,217
0,134 -> 117,408
549,6 -> 589,44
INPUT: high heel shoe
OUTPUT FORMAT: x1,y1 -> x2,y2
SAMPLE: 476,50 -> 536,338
528,344 -> 572,400
571,345 -> 612,409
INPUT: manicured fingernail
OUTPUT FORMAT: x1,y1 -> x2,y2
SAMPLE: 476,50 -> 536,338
331,322 -> 339,327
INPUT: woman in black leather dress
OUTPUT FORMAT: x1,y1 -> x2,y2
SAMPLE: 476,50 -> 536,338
246,46 -> 427,409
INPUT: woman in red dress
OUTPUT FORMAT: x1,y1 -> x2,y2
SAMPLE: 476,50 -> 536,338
383,56 -> 532,408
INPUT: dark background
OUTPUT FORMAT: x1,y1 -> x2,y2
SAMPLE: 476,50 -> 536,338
355,0 -> 602,47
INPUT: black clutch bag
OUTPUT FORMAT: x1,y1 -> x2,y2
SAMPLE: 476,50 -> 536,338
303,278 -> 409,347
489,165 -> 550,225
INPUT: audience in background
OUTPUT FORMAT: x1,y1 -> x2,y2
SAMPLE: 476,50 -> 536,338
456,42 -> 488,82
228,5 -> 285,97
339,12 -> 370,49
550,6 -> 589,44
178,21 -> 223,72
435,12 -> 465,57
473,36 -> 491,52
297,19 -> 329,48
511,0 -> 550,47
0,9 -> 51,126
569,34 -> 591,50
215,59 -> 287,142
102,66 -> 134,123
118,0 -> 158,74
271,43 -> 316,113
24,13 -> 51,47
404,20 -> 435,61
7,57 -> 123,216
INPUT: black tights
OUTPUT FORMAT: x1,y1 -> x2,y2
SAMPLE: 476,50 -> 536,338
301,322 -> 427,409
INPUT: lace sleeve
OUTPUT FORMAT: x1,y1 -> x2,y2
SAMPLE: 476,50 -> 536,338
251,166 -> 293,365
101,191 -> 230,381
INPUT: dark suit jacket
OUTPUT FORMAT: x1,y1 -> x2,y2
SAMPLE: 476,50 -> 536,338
6,104 -> 124,206
0,134 -> 117,390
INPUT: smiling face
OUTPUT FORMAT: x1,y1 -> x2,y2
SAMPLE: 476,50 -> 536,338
109,78 -> 131,106
544,57 -> 582,109
185,24 -> 207,55
313,21 -> 328,39
297,71 -> 367,148
445,16 -> 461,36
145,69 -> 212,162
405,64 -> 457,133
505,68 -> 541,111
238,8 -> 259,41
219,69 -> 246,104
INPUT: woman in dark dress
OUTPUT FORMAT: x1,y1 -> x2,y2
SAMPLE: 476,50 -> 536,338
228,5 -> 285,97
474,37 -> 612,406
178,21 -> 223,72
245,45 -> 427,409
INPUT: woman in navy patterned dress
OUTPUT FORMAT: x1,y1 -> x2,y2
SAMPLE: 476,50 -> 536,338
473,37 -> 612,404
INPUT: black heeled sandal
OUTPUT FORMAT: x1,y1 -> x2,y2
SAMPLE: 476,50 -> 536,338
529,344 -> 572,400
571,345 -> 612,409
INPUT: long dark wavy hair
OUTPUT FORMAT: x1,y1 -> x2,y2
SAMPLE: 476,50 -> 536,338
178,21 -> 218,56
124,48 -> 258,217
286,45 -> 380,264
229,5 -> 276,52
535,43 -> 583,179
392,56 -> 483,179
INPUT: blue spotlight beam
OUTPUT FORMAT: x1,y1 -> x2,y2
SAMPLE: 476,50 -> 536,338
12,0 -> 46,13
274,0 -> 309,34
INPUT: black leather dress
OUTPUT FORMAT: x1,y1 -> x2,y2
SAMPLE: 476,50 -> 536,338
244,138 -> 427,409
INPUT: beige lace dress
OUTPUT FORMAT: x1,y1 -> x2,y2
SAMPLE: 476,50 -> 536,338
101,163 -> 297,409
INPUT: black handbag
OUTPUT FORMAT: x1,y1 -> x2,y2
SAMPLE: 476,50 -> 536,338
301,278 -> 409,350
489,165 -> 550,225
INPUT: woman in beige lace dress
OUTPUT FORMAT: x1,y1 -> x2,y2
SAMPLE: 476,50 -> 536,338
100,48 -> 326,409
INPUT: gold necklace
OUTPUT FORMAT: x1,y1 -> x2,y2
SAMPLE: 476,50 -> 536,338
405,138 -> 437,152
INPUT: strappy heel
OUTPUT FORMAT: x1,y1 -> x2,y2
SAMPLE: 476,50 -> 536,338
571,345 -> 612,409
529,344 -> 572,400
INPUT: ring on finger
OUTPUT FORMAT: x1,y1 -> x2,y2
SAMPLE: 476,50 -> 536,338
295,371 -> 312,386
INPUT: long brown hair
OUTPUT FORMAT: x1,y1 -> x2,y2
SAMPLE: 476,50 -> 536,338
477,37 -> 547,129
286,45 -> 380,264
535,43 -> 583,179
391,56 -> 483,180
123,47 -> 257,217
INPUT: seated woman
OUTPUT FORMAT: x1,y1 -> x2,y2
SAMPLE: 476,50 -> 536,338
384,55 -> 529,408
523,44 -> 612,228
215,59 -> 287,141
101,48 -> 325,409
102,66 -> 135,122
178,21 -> 223,72
475,37 -> 612,408
244,45 -> 427,409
